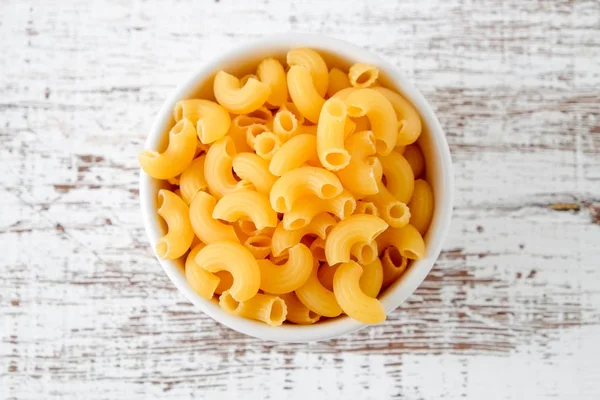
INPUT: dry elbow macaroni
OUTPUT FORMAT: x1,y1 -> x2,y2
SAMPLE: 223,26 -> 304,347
139,48 -> 433,326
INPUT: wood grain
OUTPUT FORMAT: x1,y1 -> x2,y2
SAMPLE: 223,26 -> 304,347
1,0 -> 599,399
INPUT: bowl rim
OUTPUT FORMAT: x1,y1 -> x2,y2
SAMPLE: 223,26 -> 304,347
139,33 -> 454,343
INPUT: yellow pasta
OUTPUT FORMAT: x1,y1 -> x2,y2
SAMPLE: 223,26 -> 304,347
348,63 -> 379,88
287,48 -> 329,97
173,99 -> 231,144
280,101 -> 305,126
298,124 -> 317,135
271,213 -> 337,256
344,89 -> 398,155
258,243 -> 313,294
332,86 -> 360,101
269,134 -> 318,177
212,190 -> 277,230
377,224 -> 426,260
350,240 -> 378,265
327,67 -> 351,97
257,58 -> 288,108
408,179 -> 434,235
403,144 -> 425,178
219,291 -> 287,326
253,131 -> 282,161
213,70 -> 270,114
243,235 -> 272,259
227,115 -> 261,153
318,259 -> 382,298
296,262 -> 343,317
309,237 -> 327,262
245,123 -> 270,149
353,116 -> 370,132
247,106 -> 274,124
155,189 -> 194,259
317,98 -> 351,171
139,119 -> 197,179
355,200 -> 380,217
373,87 -> 422,146
185,243 -> 219,299
189,191 -> 239,244
381,246 -> 408,289
232,152 -> 277,195
282,190 -> 356,230
333,261 -> 386,324
269,166 -> 343,213
204,136 -> 245,198
195,242 -> 260,301
214,270 -> 234,295
380,151 -> 415,203
336,130 -> 383,197
279,292 -> 320,324
325,214 -> 388,265
179,155 -> 207,204
365,181 -> 411,228
287,65 -> 326,123
272,109 -> 300,142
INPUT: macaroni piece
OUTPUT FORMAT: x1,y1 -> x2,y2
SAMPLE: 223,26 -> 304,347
355,200 -> 380,217
279,292 -> 320,325
204,136 -> 243,198
247,106 -> 274,125
269,134 -> 319,177
318,259 -> 383,298
173,99 -> 231,144
240,73 -> 258,86
219,291 -> 287,326
272,109 -> 300,142
139,119 -> 197,179
331,86 -> 359,101
309,237 -> 327,263
403,144 -> 425,178
236,220 -> 275,238
365,181 -> 411,228
295,262 -> 343,317
282,190 -> 356,230
232,152 -> 276,195
271,213 -> 337,256
348,63 -> 379,88
185,243 -> 219,299
179,155 -> 207,204
280,101 -> 305,126
213,71 -> 270,114
380,151 -> 415,204
333,261 -> 386,324
327,67 -> 351,98
344,89 -> 398,155
381,246 -> 408,289
353,116 -> 370,132
254,131 -> 282,161
287,48 -> 329,97
408,179 -> 434,235
212,190 -> 278,230
270,166 -> 343,213
350,240 -> 378,265
377,224 -> 426,260
373,87 -> 422,146
317,98 -> 351,171
325,214 -> 388,265
245,123 -> 270,149
243,235 -> 272,259
257,58 -> 288,108
287,65 -> 326,123
189,191 -> 239,244
258,243 -> 313,294
227,115 -> 261,153
336,130 -> 383,197
214,271 -> 234,295
195,242 -> 260,301
155,189 -> 194,259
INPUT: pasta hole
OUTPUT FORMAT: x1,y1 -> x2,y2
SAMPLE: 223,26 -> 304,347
347,105 -> 366,118
389,203 -> 407,219
256,137 -> 277,155
247,124 -> 268,140
324,151 -> 350,170
356,71 -> 372,84
365,204 -> 377,215
155,239 -> 169,259
388,247 -> 404,268
402,250 -> 419,260
275,196 -> 288,212
325,99 -> 346,118
269,299 -> 286,324
288,218 -> 308,230
224,138 -> 236,158
247,235 -> 271,249
320,184 -> 339,199
171,119 -> 186,135
277,111 -> 296,132
248,107 -> 271,122
236,116 -> 256,128
365,156 -> 377,167
375,139 -> 389,154
308,311 -> 319,321
359,244 -> 375,263
157,190 -> 166,210
220,291 -> 241,313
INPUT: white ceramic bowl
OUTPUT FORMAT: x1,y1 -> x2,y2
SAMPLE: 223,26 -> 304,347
140,33 -> 453,342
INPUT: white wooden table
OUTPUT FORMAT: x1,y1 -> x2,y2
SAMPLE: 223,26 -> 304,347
1,0 -> 599,398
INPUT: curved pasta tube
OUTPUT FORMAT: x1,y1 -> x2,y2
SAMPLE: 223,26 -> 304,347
355,200 -> 380,217
270,166 -> 343,213
403,144 -> 425,178
227,115 -> 264,153
189,191 -> 239,244
344,89 -> 397,155
269,134 -> 319,177
279,292 -> 320,325
173,99 -> 231,144
348,63 -> 379,88
258,243 -> 313,294
138,119 -> 197,179
377,224 -> 426,260
271,213 -> 337,256
204,136 -> 245,198
155,190 -> 194,259
408,179 -> 434,235
373,87 -> 422,146
185,244 -> 219,299
272,109 -> 300,142
332,86 -> 359,101
318,259 -> 382,298
214,270 -> 234,295
287,65 -> 326,124
282,190 -> 356,230
243,235 -> 271,259
327,67 -> 351,97
325,214 -> 388,265
245,123 -> 270,149
287,48 -> 329,97
380,151 -> 415,203
232,152 -> 276,195
365,181 -> 411,228
219,291 -> 287,326
212,190 -> 277,230
295,262 -> 343,318
253,131 -> 282,161
317,98 -> 351,171
280,101 -> 305,126
256,58 -> 287,108
179,155 -> 207,204
309,237 -> 327,262
350,240 -> 378,265
333,261 -> 386,324
213,71 -> 270,114
336,130 -> 383,197
381,246 -> 408,288
195,242 -> 260,301
236,220 -> 275,238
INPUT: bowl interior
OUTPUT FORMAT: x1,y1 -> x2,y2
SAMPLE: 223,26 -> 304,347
140,35 -> 453,342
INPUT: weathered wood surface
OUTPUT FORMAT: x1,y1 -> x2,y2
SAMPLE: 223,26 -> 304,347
1,0 -> 599,398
